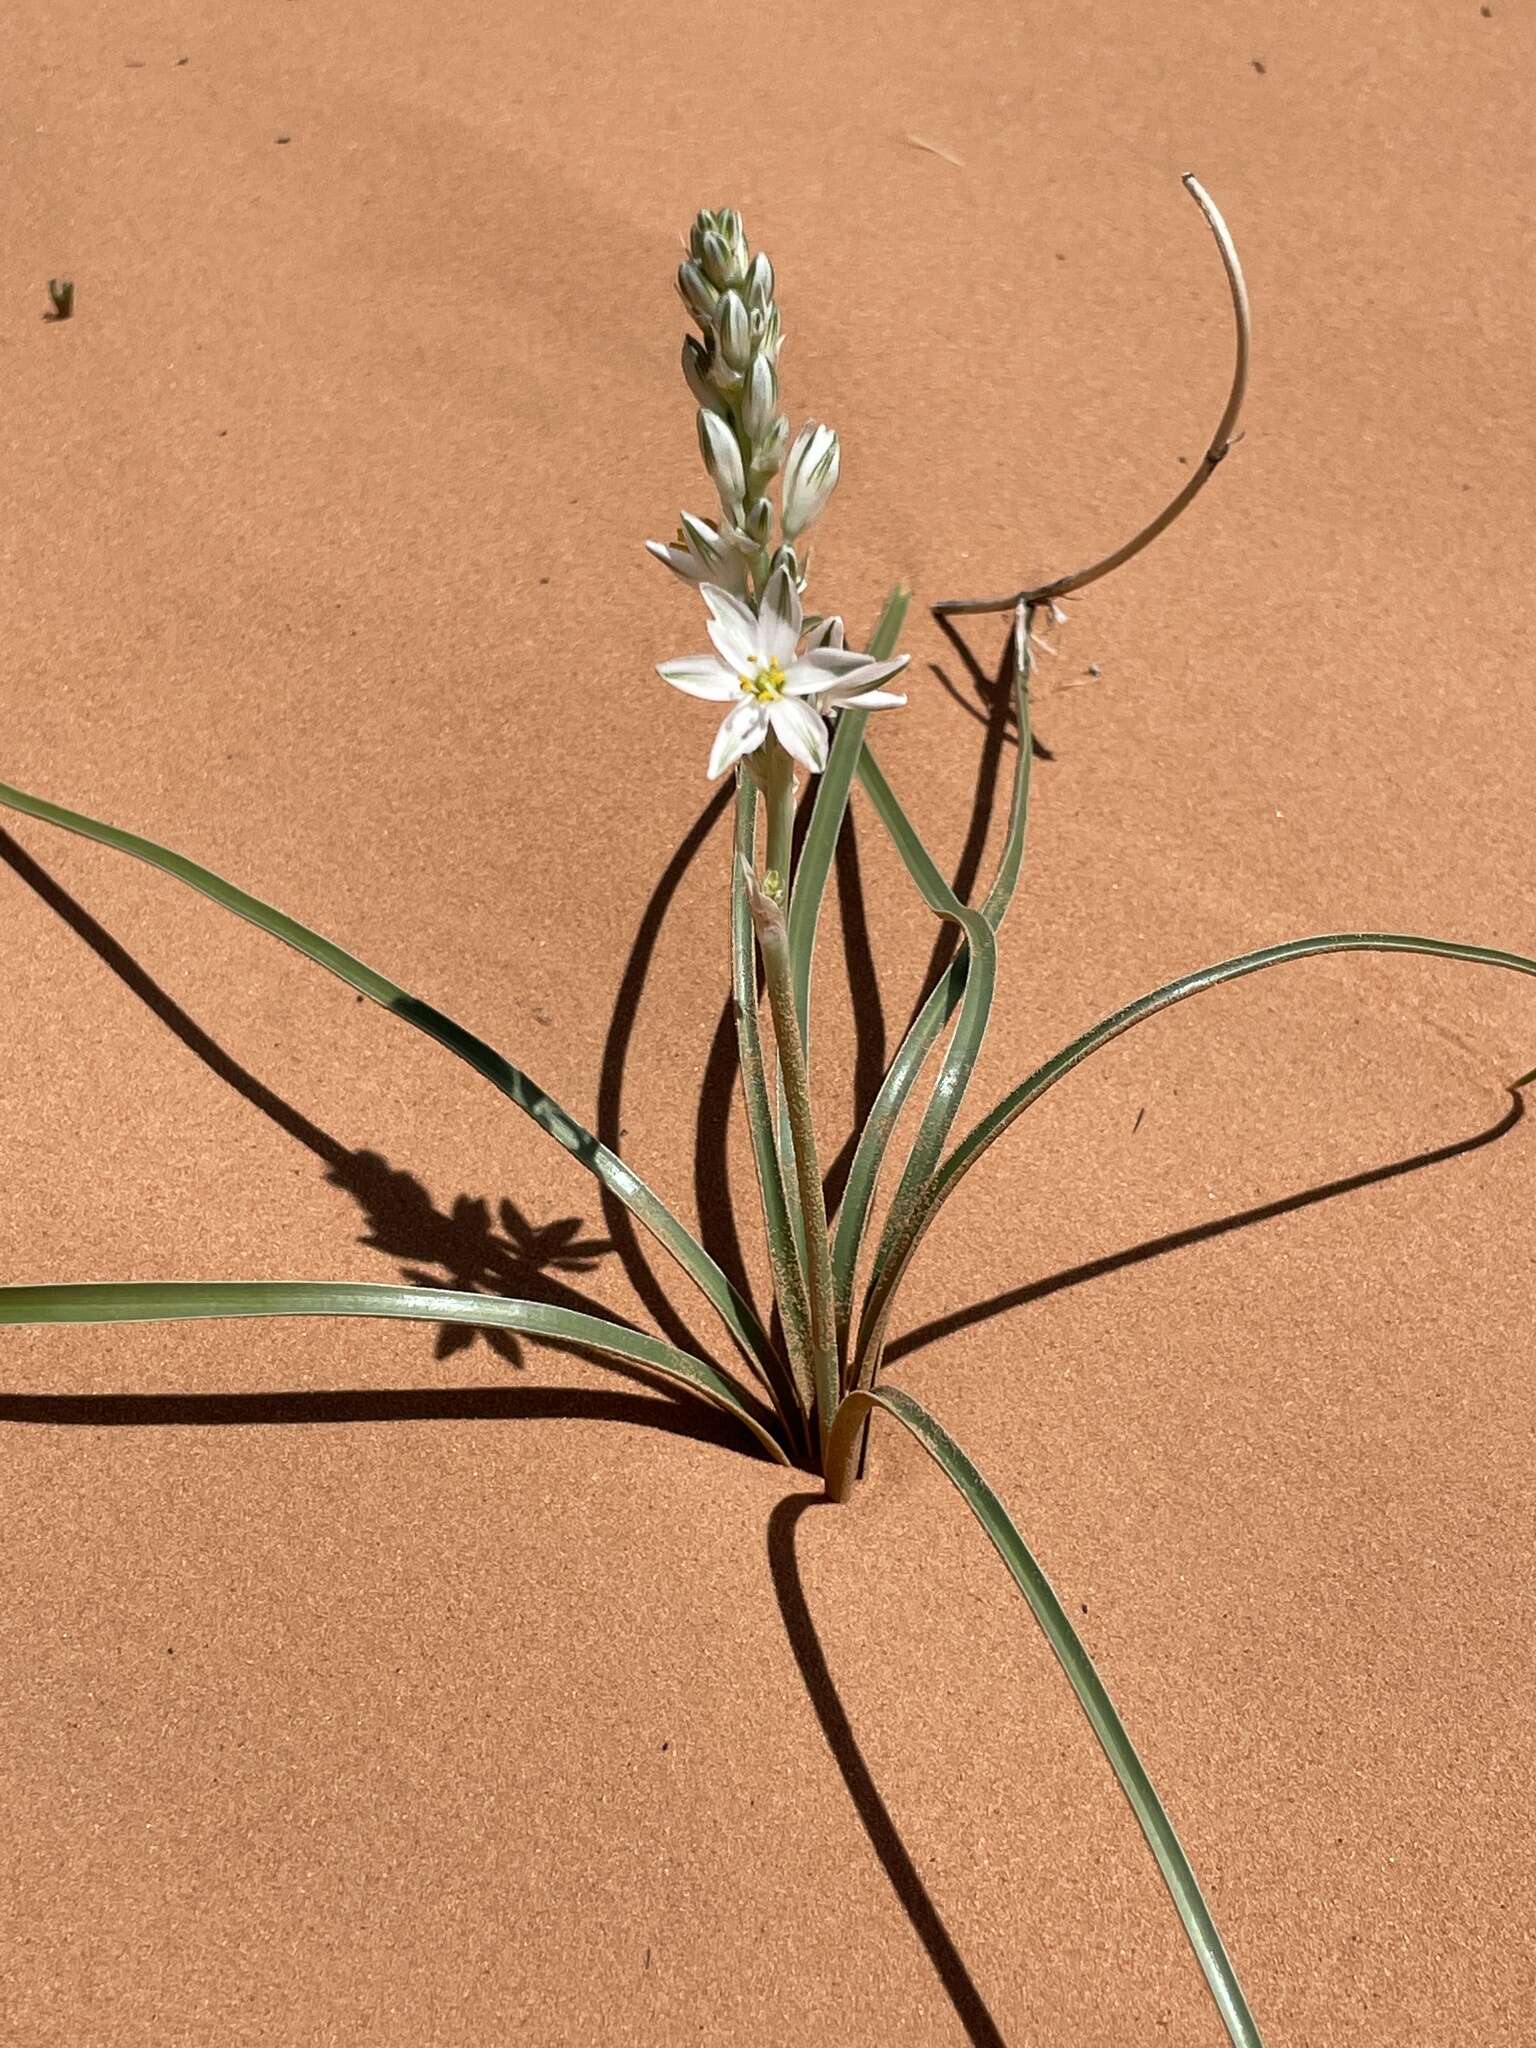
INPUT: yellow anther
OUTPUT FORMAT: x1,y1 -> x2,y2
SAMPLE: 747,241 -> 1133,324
739,657 -> 787,703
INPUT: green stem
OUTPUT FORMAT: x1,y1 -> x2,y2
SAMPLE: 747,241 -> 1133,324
731,777 -> 816,1451
762,734 -> 798,889
745,863 -> 839,1465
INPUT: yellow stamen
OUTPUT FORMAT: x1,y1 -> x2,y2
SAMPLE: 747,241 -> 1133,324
740,656 -> 787,703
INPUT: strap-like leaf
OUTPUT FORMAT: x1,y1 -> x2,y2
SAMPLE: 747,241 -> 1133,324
835,606 -> 1033,1357
775,586 -> 911,1278
858,931 -> 1536,1383
826,1384 -> 1264,2048
0,1280 -> 790,1464
786,584 -> 912,1044
0,777 -> 779,1386
848,748 -> 997,1381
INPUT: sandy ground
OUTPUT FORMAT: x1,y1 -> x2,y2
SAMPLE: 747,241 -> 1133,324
4,2 -> 1534,2041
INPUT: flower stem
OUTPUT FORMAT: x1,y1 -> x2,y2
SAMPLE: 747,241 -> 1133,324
762,738 -> 797,895
743,858 -> 839,1467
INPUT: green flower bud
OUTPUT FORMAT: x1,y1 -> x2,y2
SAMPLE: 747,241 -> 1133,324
697,409 -> 746,512
717,290 -> 751,371
745,253 -> 774,312
782,421 -> 840,539
741,352 -> 778,439
741,495 -> 774,547
700,230 -> 735,290
748,414 -> 789,489
768,542 -> 801,587
682,336 -> 728,417
677,261 -> 717,328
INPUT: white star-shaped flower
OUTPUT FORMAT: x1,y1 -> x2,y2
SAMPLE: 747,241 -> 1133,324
657,565 -> 909,778
645,511 -> 750,597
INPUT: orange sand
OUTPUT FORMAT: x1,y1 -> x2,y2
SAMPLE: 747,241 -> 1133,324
4,2 -> 1534,2040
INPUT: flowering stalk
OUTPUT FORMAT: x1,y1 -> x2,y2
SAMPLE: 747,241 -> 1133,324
741,857 -> 839,1460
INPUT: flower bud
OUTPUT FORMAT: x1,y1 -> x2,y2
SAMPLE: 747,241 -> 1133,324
782,421 -> 840,539
717,290 -> 751,371
768,542 -> 802,588
745,252 -> 774,312
681,336 -> 728,416
700,230 -> 736,290
741,495 -> 774,547
708,353 -> 744,401
741,352 -> 778,439
756,304 -> 783,366
697,409 -> 746,512
677,261 -> 717,328
747,414 -> 789,489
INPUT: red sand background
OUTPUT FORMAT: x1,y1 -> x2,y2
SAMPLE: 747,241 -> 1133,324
4,3 -> 1533,2041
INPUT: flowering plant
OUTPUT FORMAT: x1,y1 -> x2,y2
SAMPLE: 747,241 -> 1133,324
5,187 -> 1533,2047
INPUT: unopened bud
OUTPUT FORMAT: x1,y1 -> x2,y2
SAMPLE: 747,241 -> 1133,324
769,542 -> 801,587
745,253 -> 774,312
697,409 -> 746,512
782,421 -> 840,539
682,336 -> 727,416
741,353 -> 778,439
677,261 -> 717,328
741,496 -> 774,547
748,414 -> 789,489
700,230 -> 736,290
717,290 -> 751,370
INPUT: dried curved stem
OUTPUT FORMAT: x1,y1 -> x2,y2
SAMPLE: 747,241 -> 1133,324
934,176 -> 1251,619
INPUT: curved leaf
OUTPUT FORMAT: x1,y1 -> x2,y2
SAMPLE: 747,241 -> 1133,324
835,605 -> 1033,1356
786,584 -> 912,1042
849,747 -> 997,1381
826,1384 -> 1264,2048
0,1280 -> 790,1465
0,777 -> 779,1386
858,931 -> 1536,1383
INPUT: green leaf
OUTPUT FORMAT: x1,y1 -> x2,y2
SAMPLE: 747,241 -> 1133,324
0,776 -> 780,1388
848,746 -> 998,1380
732,775 -> 815,1446
786,584 -> 912,1045
858,931 -> 1536,1383
834,606 -> 1033,1358
774,585 -> 911,1281
0,1281 -> 791,1465
826,1384 -> 1264,2048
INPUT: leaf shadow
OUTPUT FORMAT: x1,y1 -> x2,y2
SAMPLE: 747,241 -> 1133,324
0,824 -> 724,1438
767,1493 -> 1011,2048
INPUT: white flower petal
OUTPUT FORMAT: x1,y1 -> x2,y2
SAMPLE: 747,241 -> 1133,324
646,539 -> 702,584
781,655 -> 841,697
802,613 -> 844,651
708,698 -> 769,779
767,696 -> 829,774
700,583 -> 761,671
679,512 -> 729,573
831,684 -> 906,710
707,617 -> 755,672
800,647 -> 874,680
657,655 -> 740,701
758,564 -> 803,662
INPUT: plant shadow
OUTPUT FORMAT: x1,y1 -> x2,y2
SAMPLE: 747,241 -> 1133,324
768,1492 -> 1012,2047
